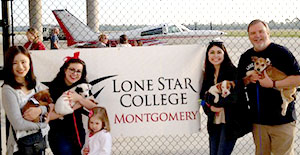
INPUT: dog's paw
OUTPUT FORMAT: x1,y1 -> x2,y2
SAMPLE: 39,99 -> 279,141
281,103 -> 288,116
214,98 -> 219,103
281,109 -> 287,116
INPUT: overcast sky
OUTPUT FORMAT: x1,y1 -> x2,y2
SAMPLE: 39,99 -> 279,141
6,0 -> 300,26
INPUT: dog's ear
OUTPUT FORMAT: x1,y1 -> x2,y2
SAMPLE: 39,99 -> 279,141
216,83 -> 222,91
45,92 -> 53,103
75,87 -> 83,94
89,90 -> 93,97
251,56 -> 258,62
48,96 -> 53,103
229,81 -> 235,88
34,92 -> 42,100
88,84 -> 92,90
266,58 -> 271,65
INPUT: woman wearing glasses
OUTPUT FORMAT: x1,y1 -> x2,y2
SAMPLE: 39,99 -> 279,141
47,52 -> 97,155
200,40 -> 251,155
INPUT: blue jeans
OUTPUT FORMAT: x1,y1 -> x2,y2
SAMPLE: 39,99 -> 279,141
209,124 -> 237,155
48,131 -> 84,155
14,150 -> 44,155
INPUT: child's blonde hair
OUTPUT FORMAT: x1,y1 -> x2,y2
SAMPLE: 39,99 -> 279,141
88,106 -> 111,132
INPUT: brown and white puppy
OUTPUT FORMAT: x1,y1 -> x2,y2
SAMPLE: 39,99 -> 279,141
22,89 -> 53,123
208,80 -> 235,103
246,56 -> 297,116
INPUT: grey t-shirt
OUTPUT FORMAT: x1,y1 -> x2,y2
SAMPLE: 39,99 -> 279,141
50,34 -> 59,49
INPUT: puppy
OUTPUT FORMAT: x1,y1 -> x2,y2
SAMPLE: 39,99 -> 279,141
208,80 -> 235,103
55,83 -> 92,115
247,56 -> 297,116
22,89 -> 53,123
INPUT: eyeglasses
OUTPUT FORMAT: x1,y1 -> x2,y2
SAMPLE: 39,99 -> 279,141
67,67 -> 82,74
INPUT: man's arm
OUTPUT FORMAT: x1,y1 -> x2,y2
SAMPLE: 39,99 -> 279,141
51,35 -> 59,49
54,36 -> 59,49
53,42 -> 59,49
258,71 -> 300,88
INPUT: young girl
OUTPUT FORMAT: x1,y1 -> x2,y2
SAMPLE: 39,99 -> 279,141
24,27 -> 46,50
82,107 -> 112,155
2,46 -> 49,155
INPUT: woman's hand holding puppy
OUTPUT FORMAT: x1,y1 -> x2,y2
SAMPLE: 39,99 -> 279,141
64,90 -> 96,110
44,103 -> 55,123
23,107 -> 42,121
210,106 -> 224,113
64,91 -> 84,110
64,90 -> 84,103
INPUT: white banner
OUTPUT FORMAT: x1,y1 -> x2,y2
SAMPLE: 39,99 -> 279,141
31,45 -> 205,137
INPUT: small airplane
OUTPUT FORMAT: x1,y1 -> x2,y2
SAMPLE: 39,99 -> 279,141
52,9 -> 226,47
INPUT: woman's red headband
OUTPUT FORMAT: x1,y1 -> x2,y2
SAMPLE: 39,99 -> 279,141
64,51 -> 80,63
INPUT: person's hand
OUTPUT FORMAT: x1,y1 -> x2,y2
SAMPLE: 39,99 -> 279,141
210,106 -> 224,113
65,91 -> 83,103
23,107 -> 42,121
63,91 -> 83,111
44,103 -> 55,123
249,72 -> 261,84
72,103 -> 83,110
244,71 -> 261,85
258,71 -> 273,88
48,103 -> 55,112
83,146 -> 90,155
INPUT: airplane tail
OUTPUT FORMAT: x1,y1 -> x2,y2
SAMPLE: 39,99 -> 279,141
52,9 -> 99,46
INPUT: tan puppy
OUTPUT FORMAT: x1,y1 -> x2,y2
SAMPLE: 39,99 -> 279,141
22,89 -> 53,122
208,80 -> 235,103
246,56 -> 296,116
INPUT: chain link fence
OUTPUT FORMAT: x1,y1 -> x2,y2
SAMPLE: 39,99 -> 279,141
1,0 -> 300,154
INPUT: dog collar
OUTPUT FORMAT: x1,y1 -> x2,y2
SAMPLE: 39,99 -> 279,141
29,97 -> 40,105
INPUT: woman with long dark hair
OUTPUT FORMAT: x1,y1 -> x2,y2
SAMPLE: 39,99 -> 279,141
47,52 -> 97,155
2,46 -> 49,155
200,40 -> 251,155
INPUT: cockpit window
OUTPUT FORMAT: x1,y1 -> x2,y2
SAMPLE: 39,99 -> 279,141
167,25 -> 181,33
141,28 -> 163,36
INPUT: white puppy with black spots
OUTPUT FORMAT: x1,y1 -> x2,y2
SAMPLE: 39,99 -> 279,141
55,83 -> 92,116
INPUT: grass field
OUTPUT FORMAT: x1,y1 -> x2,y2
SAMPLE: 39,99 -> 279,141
224,29 -> 300,37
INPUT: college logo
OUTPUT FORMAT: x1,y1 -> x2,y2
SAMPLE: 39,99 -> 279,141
89,75 -> 117,98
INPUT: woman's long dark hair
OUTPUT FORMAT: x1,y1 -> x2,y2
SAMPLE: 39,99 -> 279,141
49,58 -> 88,88
3,46 -> 36,89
